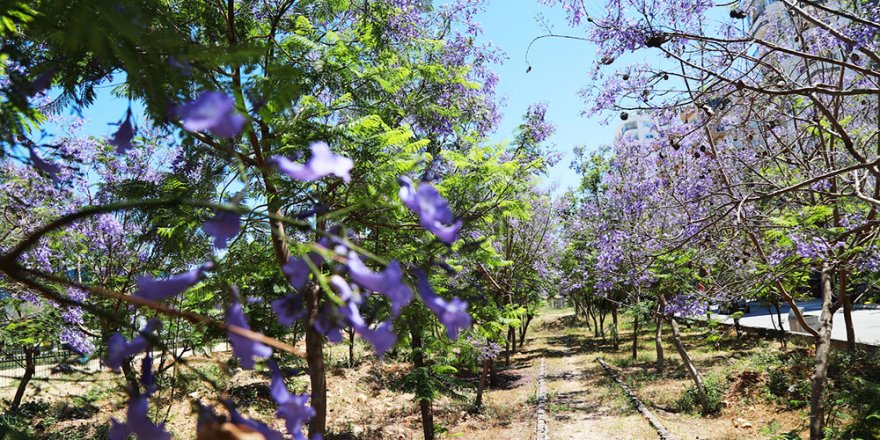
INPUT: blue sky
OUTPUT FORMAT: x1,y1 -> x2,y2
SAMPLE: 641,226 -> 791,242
478,0 -> 615,192
67,1 -> 617,193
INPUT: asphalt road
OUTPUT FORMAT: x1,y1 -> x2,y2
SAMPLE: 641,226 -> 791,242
712,300 -> 880,346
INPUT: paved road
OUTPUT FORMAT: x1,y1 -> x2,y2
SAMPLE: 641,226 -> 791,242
712,300 -> 880,346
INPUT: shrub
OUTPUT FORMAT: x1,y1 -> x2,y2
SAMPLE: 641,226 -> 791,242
676,374 -> 727,414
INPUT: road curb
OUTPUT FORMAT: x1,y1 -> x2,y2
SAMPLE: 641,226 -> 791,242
597,357 -> 678,440
535,357 -> 548,440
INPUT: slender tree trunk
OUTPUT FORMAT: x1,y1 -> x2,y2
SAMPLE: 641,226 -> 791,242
838,270 -> 856,352
583,303 -> 592,330
519,314 -> 532,346
11,347 -> 35,411
509,326 -> 517,354
120,358 -> 140,394
661,298 -> 709,414
631,313 -> 639,360
348,327 -> 355,368
773,300 -> 787,350
304,285 -> 327,438
655,313 -> 664,373
611,305 -> 619,350
810,266 -> 835,440
598,311 -> 606,340
504,328 -> 511,367
488,359 -> 497,387
410,323 -> 434,440
474,360 -> 490,408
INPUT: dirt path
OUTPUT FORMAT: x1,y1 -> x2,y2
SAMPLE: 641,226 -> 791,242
521,308 -> 659,440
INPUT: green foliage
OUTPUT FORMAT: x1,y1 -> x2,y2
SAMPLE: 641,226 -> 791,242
675,374 -> 727,415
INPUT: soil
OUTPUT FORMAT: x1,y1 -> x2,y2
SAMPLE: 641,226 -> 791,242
0,308 -> 809,439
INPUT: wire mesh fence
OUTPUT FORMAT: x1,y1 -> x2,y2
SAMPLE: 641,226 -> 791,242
0,341 -> 231,388
0,347 -> 103,388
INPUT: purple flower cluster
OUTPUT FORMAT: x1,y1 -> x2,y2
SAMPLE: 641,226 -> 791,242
665,294 -> 708,318
134,262 -> 213,302
399,177 -> 462,245
177,91 -> 247,138
106,319 -> 160,371
108,356 -> 171,440
268,142 -> 353,183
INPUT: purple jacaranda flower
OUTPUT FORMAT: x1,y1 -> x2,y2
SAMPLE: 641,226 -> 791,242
269,361 -> 315,440
398,177 -> 462,245
121,396 -> 171,440
202,210 -> 241,249
225,400 -> 284,440
27,146 -> 61,181
356,320 -> 396,359
106,319 -> 160,371
336,301 -> 397,358
313,303 -> 344,343
346,253 -> 412,314
414,270 -> 471,339
282,256 -> 310,290
177,91 -> 247,138
268,142 -> 353,183
227,299 -> 272,369
108,356 -> 170,440
168,57 -> 192,76
134,262 -> 213,302
110,111 -> 135,154
272,294 -> 306,326
28,68 -> 56,96
328,275 -> 358,303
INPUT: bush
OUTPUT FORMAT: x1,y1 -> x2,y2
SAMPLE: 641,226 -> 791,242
675,374 -> 727,415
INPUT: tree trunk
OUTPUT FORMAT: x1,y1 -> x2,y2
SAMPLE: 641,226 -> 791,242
509,326 -> 517,355
305,285 -> 327,438
583,303 -> 592,330
120,357 -> 140,394
655,313 -> 664,373
504,328 -> 511,367
631,312 -> 639,360
611,305 -> 619,350
11,347 -> 35,411
410,323 -> 434,440
474,360 -> 490,408
661,297 -> 710,414
810,266 -> 835,440
348,327 -> 355,368
773,300 -> 787,350
489,358 -> 497,387
519,314 -> 532,346
598,311 -> 606,340
838,270 -> 856,352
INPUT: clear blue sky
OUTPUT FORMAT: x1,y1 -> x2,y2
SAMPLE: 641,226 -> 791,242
69,1 -> 616,193
478,0 -> 614,192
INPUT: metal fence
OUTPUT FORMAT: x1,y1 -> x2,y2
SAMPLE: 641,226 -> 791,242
0,347 -> 103,388
0,342 -> 233,388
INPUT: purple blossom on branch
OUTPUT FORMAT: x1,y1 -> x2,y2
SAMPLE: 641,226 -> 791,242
108,356 -> 171,440
227,297 -> 272,369
272,294 -> 306,326
414,269 -> 471,339
134,262 -> 213,302
346,252 -> 412,315
268,142 -> 353,183
282,256 -> 310,291
177,91 -> 247,138
398,177 -> 463,245
106,319 -> 160,371
201,210 -> 241,249
109,111 -> 135,154
269,360 -> 315,440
